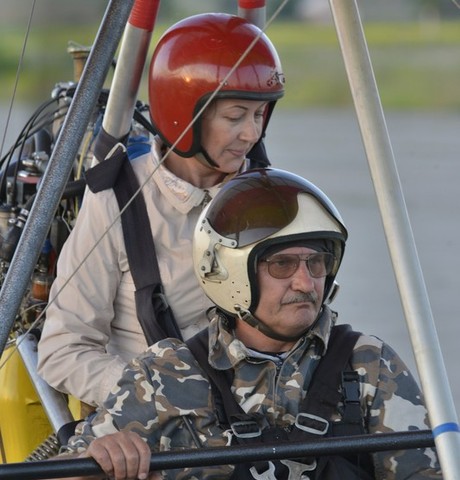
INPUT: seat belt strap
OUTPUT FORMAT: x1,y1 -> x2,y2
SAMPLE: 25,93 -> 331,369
187,323 -> 363,435
86,143 -> 182,344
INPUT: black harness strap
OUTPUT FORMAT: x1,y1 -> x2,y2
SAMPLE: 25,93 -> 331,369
293,324 -> 364,440
186,328 -> 235,425
58,139 -> 181,447
85,144 -> 182,345
186,323 -> 374,479
187,324 -> 362,430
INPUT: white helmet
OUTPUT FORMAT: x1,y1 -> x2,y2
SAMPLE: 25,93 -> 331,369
193,168 -> 348,317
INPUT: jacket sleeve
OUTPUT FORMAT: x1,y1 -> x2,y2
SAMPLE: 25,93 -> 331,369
63,339 -> 233,479
37,186 -> 135,405
352,335 -> 442,479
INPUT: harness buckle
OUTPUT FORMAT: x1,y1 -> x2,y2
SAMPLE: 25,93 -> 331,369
295,413 -> 329,435
231,420 -> 262,439
152,291 -> 169,311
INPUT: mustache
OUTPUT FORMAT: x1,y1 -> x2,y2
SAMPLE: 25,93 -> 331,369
281,291 -> 319,305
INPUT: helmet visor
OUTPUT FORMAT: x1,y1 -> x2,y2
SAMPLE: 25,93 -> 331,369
207,169 -> 326,247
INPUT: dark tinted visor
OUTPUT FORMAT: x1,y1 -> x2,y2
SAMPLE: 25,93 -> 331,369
207,169 -> 325,247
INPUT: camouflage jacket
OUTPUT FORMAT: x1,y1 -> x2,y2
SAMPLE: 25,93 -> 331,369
64,306 -> 442,479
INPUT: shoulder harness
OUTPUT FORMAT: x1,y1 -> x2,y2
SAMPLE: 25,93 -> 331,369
187,323 -> 375,479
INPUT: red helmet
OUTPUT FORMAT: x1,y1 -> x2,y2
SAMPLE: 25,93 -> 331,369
148,13 -> 285,157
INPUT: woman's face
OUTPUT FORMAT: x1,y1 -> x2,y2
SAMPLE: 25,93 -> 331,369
200,98 -> 268,173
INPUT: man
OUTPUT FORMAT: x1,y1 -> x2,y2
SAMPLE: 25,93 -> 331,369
56,168 -> 441,479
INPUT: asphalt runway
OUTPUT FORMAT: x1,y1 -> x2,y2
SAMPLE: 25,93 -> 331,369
266,108 -> 460,416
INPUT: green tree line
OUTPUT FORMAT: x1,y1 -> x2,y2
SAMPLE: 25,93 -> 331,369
1,20 -> 459,110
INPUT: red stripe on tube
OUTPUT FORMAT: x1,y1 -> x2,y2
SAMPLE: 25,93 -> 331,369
238,0 -> 266,8
129,0 -> 160,31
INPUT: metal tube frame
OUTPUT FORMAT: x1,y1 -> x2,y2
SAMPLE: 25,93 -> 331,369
0,430 -> 435,480
328,0 -> 460,477
16,333 -> 74,432
0,0 -> 134,358
102,0 -> 160,139
238,0 -> 266,28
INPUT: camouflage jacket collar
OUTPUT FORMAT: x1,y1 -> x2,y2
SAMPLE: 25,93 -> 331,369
207,306 -> 338,371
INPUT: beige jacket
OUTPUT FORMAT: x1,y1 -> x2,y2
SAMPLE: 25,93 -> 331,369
37,137 -> 237,406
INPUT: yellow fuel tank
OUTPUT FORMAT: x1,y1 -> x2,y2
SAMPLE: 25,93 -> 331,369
0,346 -> 52,463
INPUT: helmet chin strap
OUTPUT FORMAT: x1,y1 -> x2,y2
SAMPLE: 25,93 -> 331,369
196,148 -> 220,169
234,305 -> 312,343
196,146 -> 249,173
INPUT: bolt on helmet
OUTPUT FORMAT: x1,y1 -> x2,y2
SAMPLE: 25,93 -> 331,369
193,168 -> 348,316
148,13 -> 285,157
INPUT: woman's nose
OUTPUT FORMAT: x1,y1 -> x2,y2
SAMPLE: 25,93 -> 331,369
239,118 -> 261,143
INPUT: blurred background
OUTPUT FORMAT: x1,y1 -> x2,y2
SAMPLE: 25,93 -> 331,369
1,0 -> 459,416
1,0 -> 459,108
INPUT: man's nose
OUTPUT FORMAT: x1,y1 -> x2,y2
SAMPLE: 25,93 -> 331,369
290,260 -> 315,291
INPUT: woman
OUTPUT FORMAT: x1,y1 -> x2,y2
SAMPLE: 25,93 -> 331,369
37,12 -> 285,409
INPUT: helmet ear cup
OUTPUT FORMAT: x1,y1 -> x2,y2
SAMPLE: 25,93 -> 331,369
193,168 -> 348,316
148,13 -> 284,156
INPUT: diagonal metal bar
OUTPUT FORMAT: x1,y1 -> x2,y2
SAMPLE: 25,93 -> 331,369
328,0 -> 460,477
102,0 -> 160,140
0,0 -> 134,358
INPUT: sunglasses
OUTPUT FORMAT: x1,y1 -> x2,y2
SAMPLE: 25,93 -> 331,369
260,252 -> 336,280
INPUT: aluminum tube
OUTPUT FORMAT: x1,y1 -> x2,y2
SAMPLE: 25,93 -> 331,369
238,0 -> 266,28
102,0 -> 160,139
328,0 -> 460,477
16,333 -> 74,432
0,0 -> 134,357
0,430 -> 434,480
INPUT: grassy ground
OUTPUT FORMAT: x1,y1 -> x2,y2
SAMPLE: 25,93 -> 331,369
1,20 -> 459,110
